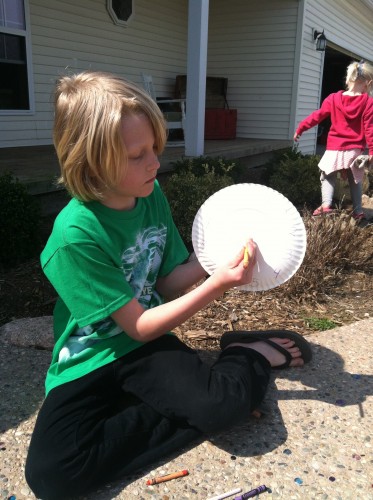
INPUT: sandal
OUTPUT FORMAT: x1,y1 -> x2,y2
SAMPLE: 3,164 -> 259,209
220,330 -> 312,369
313,206 -> 334,216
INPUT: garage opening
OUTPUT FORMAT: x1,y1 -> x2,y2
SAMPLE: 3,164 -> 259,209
316,47 -> 356,153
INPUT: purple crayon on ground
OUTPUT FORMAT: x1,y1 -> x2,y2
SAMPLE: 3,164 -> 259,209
235,484 -> 267,500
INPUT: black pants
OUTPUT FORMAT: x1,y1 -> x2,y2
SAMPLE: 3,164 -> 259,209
25,335 -> 270,500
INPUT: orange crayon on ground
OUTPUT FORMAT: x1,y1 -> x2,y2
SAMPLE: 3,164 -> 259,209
146,469 -> 189,485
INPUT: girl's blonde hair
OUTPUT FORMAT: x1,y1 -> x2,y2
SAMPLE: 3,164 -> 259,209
54,71 -> 167,201
346,60 -> 373,94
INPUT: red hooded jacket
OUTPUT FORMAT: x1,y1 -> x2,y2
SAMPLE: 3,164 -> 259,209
296,91 -> 373,154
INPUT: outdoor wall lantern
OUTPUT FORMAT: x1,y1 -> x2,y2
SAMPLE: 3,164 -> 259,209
313,29 -> 327,51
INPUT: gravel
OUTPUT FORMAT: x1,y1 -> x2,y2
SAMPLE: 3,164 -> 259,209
1,318 -> 373,500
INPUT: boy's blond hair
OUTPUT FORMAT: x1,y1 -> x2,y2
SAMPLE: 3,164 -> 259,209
54,71 -> 167,201
346,60 -> 373,95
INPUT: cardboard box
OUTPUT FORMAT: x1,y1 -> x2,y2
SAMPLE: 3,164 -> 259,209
175,75 -> 228,109
204,108 -> 237,140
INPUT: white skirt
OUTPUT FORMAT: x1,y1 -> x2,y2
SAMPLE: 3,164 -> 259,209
318,149 -> 365,184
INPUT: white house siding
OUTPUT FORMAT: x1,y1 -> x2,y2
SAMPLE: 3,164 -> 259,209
3,0 -> 373,152
208,0 -> 300,140
295,0 -> 373,154
0,0 -> 188,148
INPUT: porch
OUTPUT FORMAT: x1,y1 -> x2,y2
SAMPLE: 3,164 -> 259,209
0,138 -> 291,196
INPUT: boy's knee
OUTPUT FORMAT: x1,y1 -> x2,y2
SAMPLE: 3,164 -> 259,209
25,458 -> 53,500
191,398 -> 251,434
25,451 -> 74,500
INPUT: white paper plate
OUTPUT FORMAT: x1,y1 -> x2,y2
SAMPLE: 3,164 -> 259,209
192,184 -> 307,292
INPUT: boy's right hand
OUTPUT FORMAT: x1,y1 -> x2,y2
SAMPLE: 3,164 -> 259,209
112,241 -> 256,343
210,239 -> 257,291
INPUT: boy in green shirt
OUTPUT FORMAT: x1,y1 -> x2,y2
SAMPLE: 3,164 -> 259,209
25,71 -> 312,500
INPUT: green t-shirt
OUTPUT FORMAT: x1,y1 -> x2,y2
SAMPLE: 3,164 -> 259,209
41,181 -> 189,395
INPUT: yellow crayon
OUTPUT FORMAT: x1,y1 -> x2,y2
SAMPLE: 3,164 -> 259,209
243,245 -> 250,269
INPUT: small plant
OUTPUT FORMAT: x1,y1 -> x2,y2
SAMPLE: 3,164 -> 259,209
304,317 -> 337,331
263,147 -> 321,208
0,172 -> 41,268
171,155 -> 245,182
162,163 -> 234,248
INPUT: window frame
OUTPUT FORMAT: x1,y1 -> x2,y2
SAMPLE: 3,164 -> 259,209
0,0 -> 34,115
106,0 -> 134,27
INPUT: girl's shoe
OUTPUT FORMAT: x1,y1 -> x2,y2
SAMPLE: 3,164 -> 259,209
352,212 -> 366,221
313,206 -> 334,216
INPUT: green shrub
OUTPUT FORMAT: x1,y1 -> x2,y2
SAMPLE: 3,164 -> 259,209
263,147 -> 321,207
171,155 -> 245,182
0,172 -> 41,268
261,147 -> 301,184
162,165 -> 234,248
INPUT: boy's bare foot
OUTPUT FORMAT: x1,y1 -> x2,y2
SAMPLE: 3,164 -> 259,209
225,338 -> 304,367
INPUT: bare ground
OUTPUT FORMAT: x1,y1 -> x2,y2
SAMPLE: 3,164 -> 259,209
0,205 -> 372,500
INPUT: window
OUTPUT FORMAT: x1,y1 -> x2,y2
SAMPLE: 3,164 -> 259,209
0,0 -> 31,111
107,0 -> 134,27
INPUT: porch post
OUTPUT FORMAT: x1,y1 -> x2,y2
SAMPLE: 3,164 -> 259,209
185,0 -> 209,157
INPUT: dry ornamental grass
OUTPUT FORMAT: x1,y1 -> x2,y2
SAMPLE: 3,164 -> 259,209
275,209 -> 372,301
176,209 -> 372,351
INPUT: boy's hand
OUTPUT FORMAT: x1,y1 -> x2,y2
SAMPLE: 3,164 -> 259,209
210,239 -> 257,291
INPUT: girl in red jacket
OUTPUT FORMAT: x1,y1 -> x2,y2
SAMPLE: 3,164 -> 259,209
294,60 -> 373,219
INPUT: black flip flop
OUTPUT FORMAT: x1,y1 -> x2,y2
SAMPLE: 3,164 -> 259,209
220,330 -> 312,369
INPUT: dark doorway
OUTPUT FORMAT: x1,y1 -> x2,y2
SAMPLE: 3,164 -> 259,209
317,47 -> 356,149
321,47 -> 353,100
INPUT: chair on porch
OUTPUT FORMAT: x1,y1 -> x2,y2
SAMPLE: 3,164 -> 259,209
141,73 -> 186,147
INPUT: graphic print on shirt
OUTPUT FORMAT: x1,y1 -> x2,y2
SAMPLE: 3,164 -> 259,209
120,225 -> 166,307
58,224 -> 167,363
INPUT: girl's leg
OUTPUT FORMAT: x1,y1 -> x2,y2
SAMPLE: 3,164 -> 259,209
320,170 -> 337,207
346,168 -> 363,214
25,336 -> 270,499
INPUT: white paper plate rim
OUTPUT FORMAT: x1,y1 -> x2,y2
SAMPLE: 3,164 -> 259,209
192,184 -> 307,292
